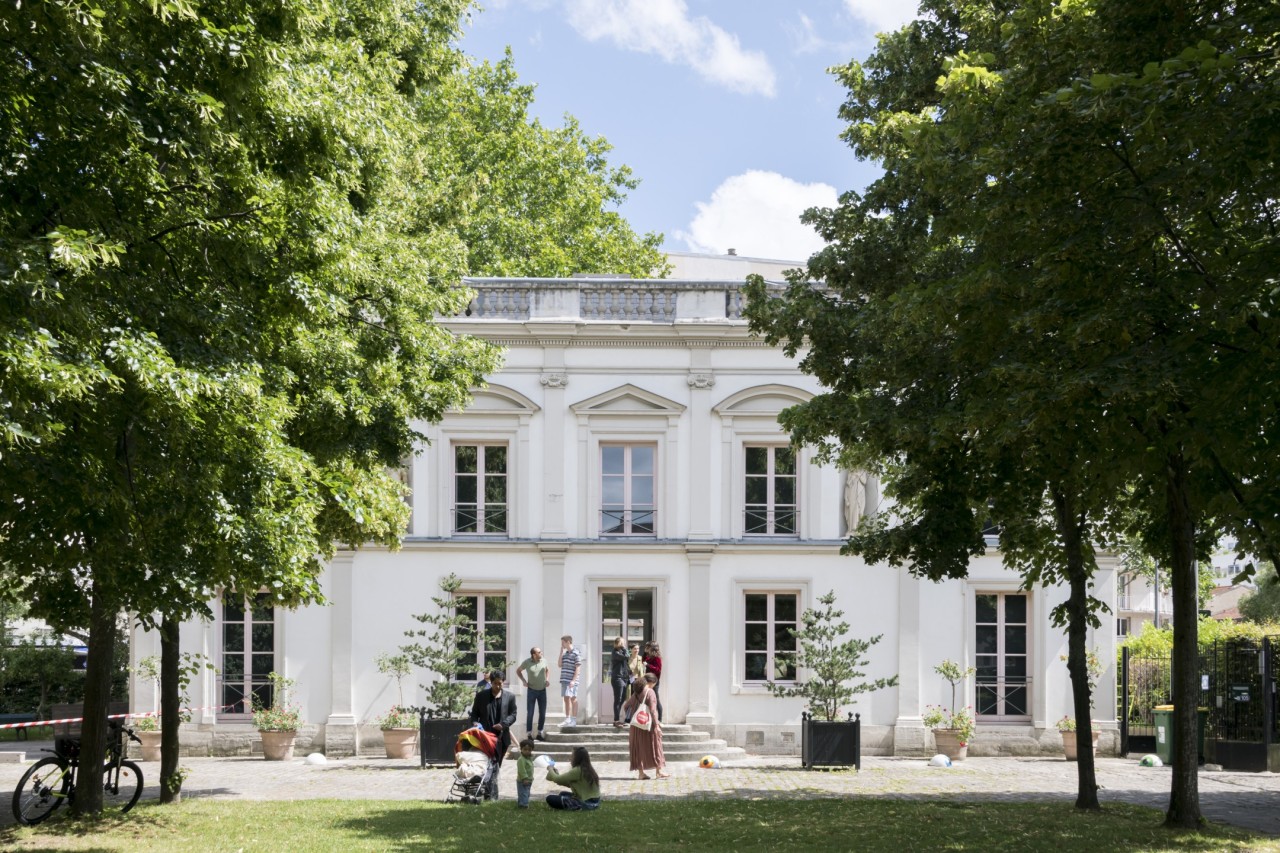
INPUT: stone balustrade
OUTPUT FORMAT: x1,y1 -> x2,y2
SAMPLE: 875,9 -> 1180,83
455,277 -> 784,323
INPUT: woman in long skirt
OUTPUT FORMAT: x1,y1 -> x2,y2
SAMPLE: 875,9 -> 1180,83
622,673 -> 668,779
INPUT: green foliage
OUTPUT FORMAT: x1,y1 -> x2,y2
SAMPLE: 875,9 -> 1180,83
1120,616 -> 1280,662
923,704 -> 976,744
1239,564 -> 1280,625
375,706 -> 418,730
934,659 -> 976,717
399,574 -> 478,718
418,52 -> 668,278
375,652 -> 413,710
134,652 -> 215,723
252,672 -> 301,733
765,590 -> 898,722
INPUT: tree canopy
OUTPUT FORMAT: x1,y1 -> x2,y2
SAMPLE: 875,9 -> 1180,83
1,0 -> 662,812
746,0 -> 1278,826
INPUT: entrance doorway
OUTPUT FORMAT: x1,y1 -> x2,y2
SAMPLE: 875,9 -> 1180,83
599,589 -> 654,723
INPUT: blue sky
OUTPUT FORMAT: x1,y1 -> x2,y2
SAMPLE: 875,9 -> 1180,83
460,1 -> 922,262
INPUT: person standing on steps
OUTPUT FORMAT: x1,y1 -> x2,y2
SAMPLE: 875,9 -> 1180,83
516,646 -> 549,741
643,641 -> 664,722
558,634 -> 581,727
609,636 -> 629,727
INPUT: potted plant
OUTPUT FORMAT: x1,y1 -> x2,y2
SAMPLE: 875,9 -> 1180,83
1057,648 -> 1103,760
926,659 -> 976,761
767,590 -> 898,769
400,574 -> 485,766
253,671 -> 301,760
131,656 -> 164,762
375,652 -> 418,759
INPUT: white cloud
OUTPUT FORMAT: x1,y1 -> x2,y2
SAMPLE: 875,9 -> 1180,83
843,0 -> 920,33
675,171 -> 837,262
564,0 -> 777,97
788,11 -> 858,56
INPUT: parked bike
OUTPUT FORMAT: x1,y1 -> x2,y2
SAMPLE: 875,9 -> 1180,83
11,717 -> 144,824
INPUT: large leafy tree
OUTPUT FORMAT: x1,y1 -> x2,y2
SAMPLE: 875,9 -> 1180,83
748,0 -> 1278,827
418,51 -> 667,278
0,0 -> 503,812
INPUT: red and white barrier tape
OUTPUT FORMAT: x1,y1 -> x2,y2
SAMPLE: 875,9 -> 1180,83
0,704 -> 237,730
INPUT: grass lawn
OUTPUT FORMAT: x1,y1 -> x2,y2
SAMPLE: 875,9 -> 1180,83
2,798 -> 1276,852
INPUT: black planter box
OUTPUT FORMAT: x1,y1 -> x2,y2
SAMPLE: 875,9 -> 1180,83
418,714 -> 471,767
801,712 -> 861,769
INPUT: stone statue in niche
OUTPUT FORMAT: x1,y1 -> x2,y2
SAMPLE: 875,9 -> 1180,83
843,469 -> 868,533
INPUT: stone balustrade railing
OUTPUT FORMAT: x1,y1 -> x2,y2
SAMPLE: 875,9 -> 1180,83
454,277 -> 784,323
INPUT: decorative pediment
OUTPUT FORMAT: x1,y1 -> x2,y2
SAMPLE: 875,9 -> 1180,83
457,384 -> 540,415
570,384 -> 686,417
712,384 -> 813,416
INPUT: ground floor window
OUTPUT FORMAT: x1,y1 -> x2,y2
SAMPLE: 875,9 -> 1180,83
455,592 -> 508,683
744,591 -> 798,682
975,592 -> 1030,720
1116,617 -> 1130,637
220,591 -> 275,717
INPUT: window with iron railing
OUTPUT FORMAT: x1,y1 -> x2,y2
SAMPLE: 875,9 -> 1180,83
744,446 -> 797,536
220,591 -> 275,718
454,444 -> 508,534
976,592 -> 1031,720
601,444 -> 655,536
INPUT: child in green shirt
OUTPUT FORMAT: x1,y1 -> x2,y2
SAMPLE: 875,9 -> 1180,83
516,738 -> 535,808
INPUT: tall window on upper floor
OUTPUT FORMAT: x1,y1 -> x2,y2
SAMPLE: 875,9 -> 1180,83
976,592 -> 1030,720
220,591 -> 275,718
455,592 -> 508,683
454,444 -> 507,534
601,444 -> 655,536
744,446 -> 797,536
743,591 -> 798,683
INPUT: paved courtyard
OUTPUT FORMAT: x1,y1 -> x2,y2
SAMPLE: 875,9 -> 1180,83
3,741 -> 1278,836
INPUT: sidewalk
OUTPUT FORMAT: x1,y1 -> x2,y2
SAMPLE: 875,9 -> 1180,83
4,751 -> 1278,836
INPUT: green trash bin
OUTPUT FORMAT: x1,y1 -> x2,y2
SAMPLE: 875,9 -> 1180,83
1152,705 -> 1208,766
1153,705 -> 1174,764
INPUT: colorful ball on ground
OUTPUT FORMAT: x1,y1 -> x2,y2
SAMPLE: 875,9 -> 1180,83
1139,754 -> 1163,767
699,755 -> 720,769
928,754 -> 953,768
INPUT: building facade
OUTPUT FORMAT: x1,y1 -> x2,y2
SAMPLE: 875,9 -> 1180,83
133,267 -> 1121,757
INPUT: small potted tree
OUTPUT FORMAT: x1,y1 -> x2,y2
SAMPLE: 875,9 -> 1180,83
253,671 -> 301,760
767,590 -> 898,768
1057,648 -> 1103,760
375,652 -> 418,759
132,656 -> 164,762
926,659 -> 976,761
401,574 -> 482,765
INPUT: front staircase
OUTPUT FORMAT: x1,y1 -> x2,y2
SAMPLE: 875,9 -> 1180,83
514,723 -> 745,763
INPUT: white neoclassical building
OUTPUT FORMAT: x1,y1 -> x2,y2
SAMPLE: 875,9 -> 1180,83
133,254 -> 1121,757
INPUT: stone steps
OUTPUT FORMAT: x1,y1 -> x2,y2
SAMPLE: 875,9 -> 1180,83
515,724 -> 745,763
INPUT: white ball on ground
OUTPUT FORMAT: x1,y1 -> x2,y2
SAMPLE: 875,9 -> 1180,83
928,754 -> 953,768
305,753 -> 327,765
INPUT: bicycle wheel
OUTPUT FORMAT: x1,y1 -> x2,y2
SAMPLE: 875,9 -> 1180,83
12,756 -> 71,825
102,760 -> 143,815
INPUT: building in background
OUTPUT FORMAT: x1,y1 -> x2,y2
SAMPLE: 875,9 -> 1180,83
133,255 -> 1120,757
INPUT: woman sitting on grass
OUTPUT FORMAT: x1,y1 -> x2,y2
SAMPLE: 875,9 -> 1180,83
545,746 -> 601,810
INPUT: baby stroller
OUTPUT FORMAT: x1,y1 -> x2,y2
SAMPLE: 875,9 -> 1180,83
447,726 -> 500,804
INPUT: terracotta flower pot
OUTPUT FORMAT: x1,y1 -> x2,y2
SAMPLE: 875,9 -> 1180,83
382,727 -> 418,759
932,728 -> 968,761
1061,729 -> 1099,761
259,730 -> 298,761
136,730 -> 163,762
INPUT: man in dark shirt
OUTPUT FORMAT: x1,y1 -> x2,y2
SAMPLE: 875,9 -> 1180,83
469,671 -> 518,800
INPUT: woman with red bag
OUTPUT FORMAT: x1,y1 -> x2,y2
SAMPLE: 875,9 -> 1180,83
622,672 -> 668,780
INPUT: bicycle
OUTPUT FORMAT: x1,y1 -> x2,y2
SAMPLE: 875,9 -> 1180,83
11,717 -> 144,825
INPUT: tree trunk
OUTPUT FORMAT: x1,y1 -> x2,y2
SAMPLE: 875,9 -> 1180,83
160,616 -> 181,803
1051,485 -> 1100,810
72,578 -> 117,816
1164,452 -> 1202,828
